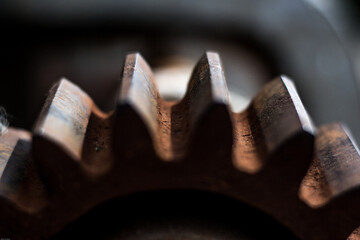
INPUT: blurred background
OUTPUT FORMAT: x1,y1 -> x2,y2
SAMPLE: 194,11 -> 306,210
0,0 -> 359,141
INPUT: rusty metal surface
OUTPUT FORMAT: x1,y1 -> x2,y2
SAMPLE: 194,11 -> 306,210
0,52 -> 360,239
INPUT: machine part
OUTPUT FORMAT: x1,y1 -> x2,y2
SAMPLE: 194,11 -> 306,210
1,52 -> 360,239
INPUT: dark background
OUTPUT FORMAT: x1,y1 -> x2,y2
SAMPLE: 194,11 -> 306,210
0,0 -> 359,140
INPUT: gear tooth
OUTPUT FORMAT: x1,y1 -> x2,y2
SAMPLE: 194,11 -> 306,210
115,53 -> 160,161
233,76 -> 314,173
33,78 -> 93,159
251,75 -> 315,154
300,123 -> 360,207
0,128 -> 31,196
0,128 -> 44,213
177,52 -> 232,160
117,53 -> 159,136
183,52 -> 230,121
33,78 -> 94,190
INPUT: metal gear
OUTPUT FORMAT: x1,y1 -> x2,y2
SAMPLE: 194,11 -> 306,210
1,52 -> 360,239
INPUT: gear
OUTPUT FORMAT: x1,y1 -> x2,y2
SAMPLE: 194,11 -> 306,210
0,52 -> 359,239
